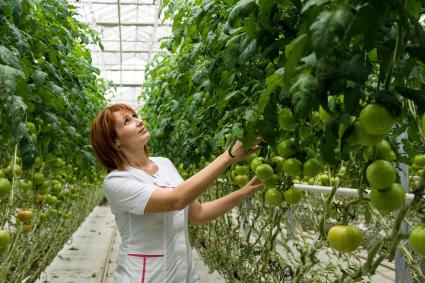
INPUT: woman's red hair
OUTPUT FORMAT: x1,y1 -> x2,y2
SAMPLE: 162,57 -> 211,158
90,103 -> 149,172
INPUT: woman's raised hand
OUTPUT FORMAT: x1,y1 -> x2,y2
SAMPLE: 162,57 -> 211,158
226,138 -> 262,164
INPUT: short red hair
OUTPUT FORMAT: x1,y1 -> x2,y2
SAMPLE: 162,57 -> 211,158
90,103 -> 149,172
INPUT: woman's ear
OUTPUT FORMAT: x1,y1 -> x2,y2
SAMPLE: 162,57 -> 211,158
114,139 -> 121,148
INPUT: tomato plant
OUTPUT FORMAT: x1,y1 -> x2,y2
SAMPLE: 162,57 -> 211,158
144,0 -> 425,281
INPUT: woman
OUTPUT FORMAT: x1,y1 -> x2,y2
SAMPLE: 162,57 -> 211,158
90,103 -> 262,283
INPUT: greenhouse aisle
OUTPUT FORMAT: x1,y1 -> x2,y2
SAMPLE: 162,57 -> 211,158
35,204 -> 224,283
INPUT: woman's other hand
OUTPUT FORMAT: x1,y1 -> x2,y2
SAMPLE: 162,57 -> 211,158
226,138 -> 262,164
240,176 -> 263,197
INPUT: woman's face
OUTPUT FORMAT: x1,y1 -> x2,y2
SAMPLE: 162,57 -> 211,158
112,110 -> 150,152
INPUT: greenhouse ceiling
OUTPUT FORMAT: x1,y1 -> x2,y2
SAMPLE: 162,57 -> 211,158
69,0 -> 172,109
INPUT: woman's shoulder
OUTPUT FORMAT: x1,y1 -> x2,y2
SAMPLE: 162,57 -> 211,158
150,156 -> 174,167
104,168 -> 149,183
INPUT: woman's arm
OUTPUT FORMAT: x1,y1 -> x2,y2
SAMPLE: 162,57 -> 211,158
188,177 -> 262,224
144,140 -> 261,213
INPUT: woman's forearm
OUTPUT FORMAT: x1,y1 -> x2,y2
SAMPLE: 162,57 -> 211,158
192,189 -> 249,224
174,153 -> 232,209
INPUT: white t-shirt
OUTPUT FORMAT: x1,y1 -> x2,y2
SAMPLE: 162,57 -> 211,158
104,157 -> 198,283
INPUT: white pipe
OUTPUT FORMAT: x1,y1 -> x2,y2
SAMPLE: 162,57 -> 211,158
292,184 -> 415,205
218,179 -> 418,204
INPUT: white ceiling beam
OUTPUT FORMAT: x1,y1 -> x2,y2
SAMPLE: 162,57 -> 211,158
89,0 -> 154,4
97,21 -> 171,27
112,82 -> 143,87
94,49 -> 161,53
101,39 -> 152,43
104,68 -> 145,71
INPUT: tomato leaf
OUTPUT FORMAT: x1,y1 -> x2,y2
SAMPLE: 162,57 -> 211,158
284,34 -> 308,83
0,64 -> 25,92
309,6 -> 351,57
19,135 -> 37,169
301,0 -> 329,14
227,0 -> 257,26
239,38 -> 257,64
290,73 -> 319,118
338,54 -> 370,84
0,46 -> 20,69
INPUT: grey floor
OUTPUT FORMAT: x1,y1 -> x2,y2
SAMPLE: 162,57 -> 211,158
35,205 -> 224,283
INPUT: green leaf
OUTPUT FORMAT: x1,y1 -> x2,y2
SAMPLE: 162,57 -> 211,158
338,54 -> 370,83
284,34 -> 308,83
264,67 -> 284,97
406,0 -> 421,19
290,72 -> 319,118
0,64 -> 25,93
227,0 -> 256,25
33,69 -> 48,85
348,1 -> 382,37
301,0 -> 329,14
0,46 -> 20,69
10,121 -> 27,144
258,0 -> 275,29
239,38 -> 257,64
19,135 -> 37,169
309,6 -> 351,57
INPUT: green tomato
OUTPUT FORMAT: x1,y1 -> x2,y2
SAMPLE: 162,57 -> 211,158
234,165 -> 249,175
33,172 -> 45,185
283,188 -> 303,204
366,160 -> 396,190
327,225 -> 363,253
270,156 -> 284,174
277,140 -> 296,158
0,230 -> 11,250
255,164 -> 274,182
362,140 -> 392,161
370,183 -> 405,213
263,174 -> 279,188
414,154 -> 425,167
409,225 -> 425,256
283,158 -> 302,177
353,122 -> 385,146
278,108 -> 294,131
250,157 -> 264,172
358,103 -> 394,135
303,158 -> 321,178
0,178 -> 12,199
234,175 -> 249,188
265,187 -> 283,206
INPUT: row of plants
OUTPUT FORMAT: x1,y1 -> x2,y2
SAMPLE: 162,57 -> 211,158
0,0 -> 107,281
141,0 -> 425,281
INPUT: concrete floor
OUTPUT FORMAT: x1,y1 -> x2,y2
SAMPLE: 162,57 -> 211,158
35,205 -> 224,283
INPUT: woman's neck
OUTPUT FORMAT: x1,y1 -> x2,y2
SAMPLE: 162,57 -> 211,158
125,151 -> 158,175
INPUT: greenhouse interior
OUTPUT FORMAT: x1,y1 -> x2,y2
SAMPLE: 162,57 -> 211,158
0,0 -> 425,282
